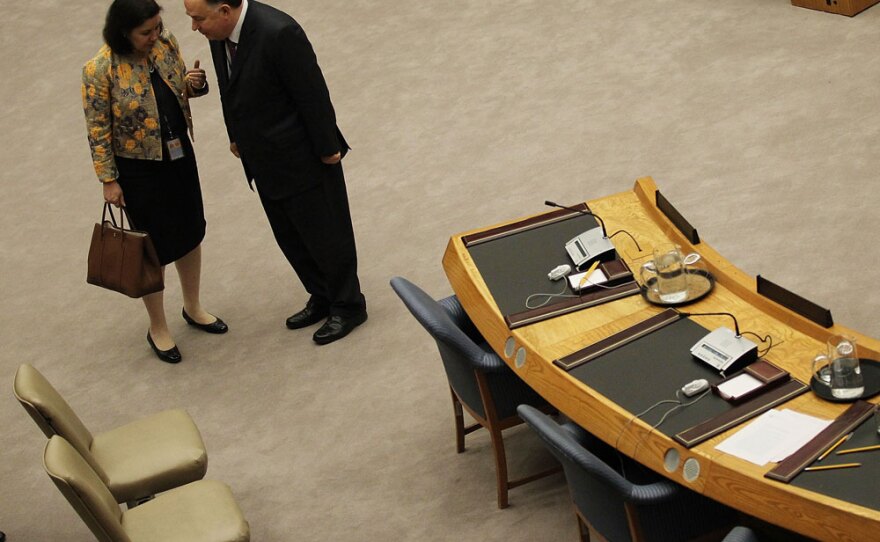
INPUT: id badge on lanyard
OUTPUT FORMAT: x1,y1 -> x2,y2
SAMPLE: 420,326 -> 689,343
162,112 -> 185,161
166,137 -> 185,161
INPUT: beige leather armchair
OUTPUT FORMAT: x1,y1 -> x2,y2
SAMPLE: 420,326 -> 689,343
14,364 -> 207,503
44,435 -> 249,542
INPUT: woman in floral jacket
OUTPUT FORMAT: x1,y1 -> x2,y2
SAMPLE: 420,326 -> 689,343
83,0 -> 227,363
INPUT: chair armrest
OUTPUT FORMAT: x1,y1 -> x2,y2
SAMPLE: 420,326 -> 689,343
438,296 -> 483,343
439,295 -> 510,373
722,526 -> 760,542
626,479 -> 682,504
478,351 -> 508,373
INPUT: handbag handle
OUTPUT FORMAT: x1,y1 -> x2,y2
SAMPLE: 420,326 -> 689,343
101,203 -> 139,230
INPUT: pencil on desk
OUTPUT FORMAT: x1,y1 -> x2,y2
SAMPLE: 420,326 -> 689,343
836,444 -> 880,455
578,261 -> 601,290
804,463 -> 861,472
817,433 -> 852,462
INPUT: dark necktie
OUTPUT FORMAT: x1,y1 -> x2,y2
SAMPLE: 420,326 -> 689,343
227,39 -> 238,62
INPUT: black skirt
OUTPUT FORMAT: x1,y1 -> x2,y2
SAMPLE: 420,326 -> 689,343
115,136 -> 206,266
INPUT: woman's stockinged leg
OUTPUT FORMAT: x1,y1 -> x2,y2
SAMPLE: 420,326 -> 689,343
175,244 -> 215,325
143,267 -> 174,349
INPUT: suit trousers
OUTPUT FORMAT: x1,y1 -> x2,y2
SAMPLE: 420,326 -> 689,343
257,163 -> 366,317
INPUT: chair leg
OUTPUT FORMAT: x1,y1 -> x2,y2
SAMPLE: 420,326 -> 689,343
451,387 -> 466,454
575,510 -> 591,542
625,502 -> 646,542
469,373 -> 563,509
473,373 -> 512,509
487,423 -> 510,509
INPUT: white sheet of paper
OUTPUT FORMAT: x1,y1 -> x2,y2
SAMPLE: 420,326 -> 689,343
715,409 -> 832,466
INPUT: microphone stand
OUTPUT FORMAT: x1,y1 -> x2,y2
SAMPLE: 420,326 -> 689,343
544,200 -> 607,236
680,311 -> 742,337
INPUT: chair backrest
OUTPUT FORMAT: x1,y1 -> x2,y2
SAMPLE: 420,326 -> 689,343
390,276 -> 494,416
43,435 -> 129,542
518,404 -> 641,541
519,405 -> 734,542
13,364 -> 105,478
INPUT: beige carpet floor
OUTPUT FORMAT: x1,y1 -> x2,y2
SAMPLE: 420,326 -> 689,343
2,0 -> 879,540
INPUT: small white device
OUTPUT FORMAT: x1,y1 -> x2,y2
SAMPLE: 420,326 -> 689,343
681,379 -> 710,397
690,327 -> 758,375
548,264 -> 572,281
565,227 -> 615,269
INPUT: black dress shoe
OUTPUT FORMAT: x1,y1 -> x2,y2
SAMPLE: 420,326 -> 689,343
313,312 -> 368,345
147,331 -> 182,364
182,309 -> 229,334
286,301 -> 330,329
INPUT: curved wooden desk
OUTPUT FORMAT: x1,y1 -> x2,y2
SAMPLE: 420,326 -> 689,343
443,177 -> 879,542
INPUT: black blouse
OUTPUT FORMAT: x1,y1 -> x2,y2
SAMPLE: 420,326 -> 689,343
150,66 -> 188,145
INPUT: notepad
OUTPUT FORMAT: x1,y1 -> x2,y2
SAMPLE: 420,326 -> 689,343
711,359 -> 791,404
568,268 -> 608,292
716,373 -> 763,400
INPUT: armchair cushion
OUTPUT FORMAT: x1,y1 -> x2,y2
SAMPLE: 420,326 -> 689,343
90,409 -> 207,503
122,480 -> 249,542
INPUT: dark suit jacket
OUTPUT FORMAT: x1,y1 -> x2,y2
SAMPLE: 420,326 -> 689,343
209,0 -> 349,199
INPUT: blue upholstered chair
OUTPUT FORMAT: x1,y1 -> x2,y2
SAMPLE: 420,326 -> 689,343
390,276 -> 559,508
517,404 -> 734,541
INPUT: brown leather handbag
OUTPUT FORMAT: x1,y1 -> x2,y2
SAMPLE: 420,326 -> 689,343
87,204 -> 164,298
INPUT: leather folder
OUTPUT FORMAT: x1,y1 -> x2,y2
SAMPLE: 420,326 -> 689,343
553,309 -> 682,371
765,400 -> 876,483
674,379 -> 808,448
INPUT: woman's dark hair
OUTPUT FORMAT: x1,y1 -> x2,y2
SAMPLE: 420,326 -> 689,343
103,0 -> 163,55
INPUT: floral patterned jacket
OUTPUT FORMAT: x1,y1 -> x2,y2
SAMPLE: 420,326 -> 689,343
82,30 -> 207,183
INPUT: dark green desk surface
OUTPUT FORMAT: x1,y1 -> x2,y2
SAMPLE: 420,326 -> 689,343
466,211 -> 601,317
568,317 -> 728,438
568,316 -> 877,511
792,410 -> 880,510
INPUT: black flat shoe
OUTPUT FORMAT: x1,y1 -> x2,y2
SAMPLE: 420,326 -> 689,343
313,312 -> 368,345
147,331 -> 182,364
182,309 -> 229,334
286,301 -> 330,329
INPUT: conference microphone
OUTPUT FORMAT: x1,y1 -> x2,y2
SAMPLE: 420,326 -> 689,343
546,200 -> 615,269
544,200 -> 606,236
680,311 -> 758,374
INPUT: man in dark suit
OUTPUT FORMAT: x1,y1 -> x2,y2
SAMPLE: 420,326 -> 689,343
183,0 -> 367,344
